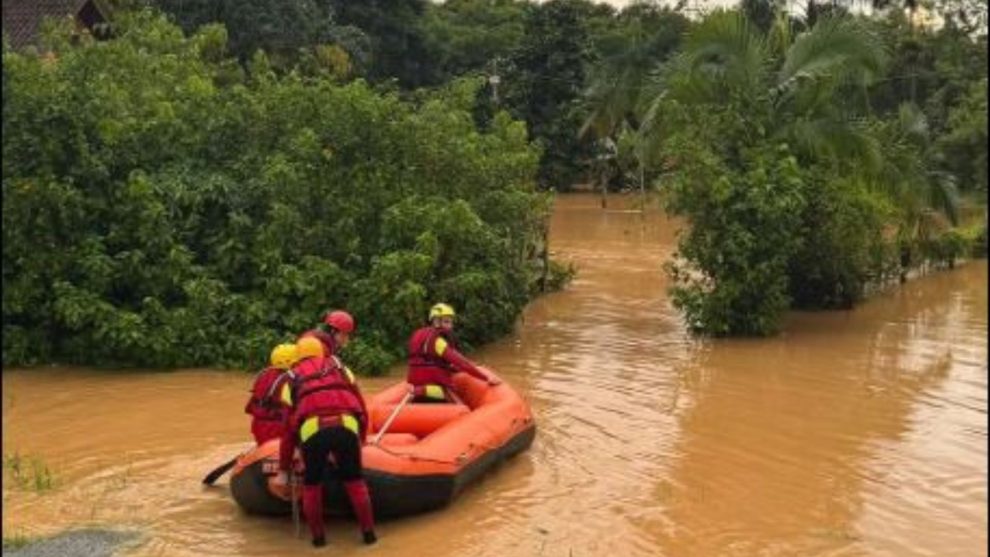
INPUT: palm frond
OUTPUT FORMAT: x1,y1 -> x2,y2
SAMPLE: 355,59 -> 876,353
581,29 -> 664,139
927,169 -> 960,226
580,76 -> 623,139
895,102 -> 930,147
676,10 -> 770,102
636,65 -> 671,138
774,17 -> 887,106
787,116 -> 883,173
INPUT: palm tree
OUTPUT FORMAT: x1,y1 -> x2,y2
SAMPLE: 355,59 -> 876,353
580,22 -> 662,208
639,10 -> 887,167
878,102 -> 961,275
639,8 -> 959,286
848,0 -> 924,101
646,8 -> 960,212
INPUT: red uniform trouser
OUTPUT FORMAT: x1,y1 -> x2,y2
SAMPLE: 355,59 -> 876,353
299,425 -> 375,541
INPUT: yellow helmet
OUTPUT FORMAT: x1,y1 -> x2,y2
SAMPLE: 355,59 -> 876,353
295,336 -> 325,360
429,303 -> 456,321
269,343 -> 298,369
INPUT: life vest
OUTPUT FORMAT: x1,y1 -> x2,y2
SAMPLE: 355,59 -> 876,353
285,356 -> 365,443
245,366 -> 292,422
299,329 -> 337,357
407,326 -> 457,390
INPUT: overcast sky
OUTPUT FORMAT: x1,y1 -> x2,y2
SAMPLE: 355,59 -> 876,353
581,0 -> 878,19
598,0 -> 738,7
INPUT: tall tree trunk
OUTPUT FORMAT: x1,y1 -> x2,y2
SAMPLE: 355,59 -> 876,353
539,219 -> 551,292
600,166 -> 608,209
909,4 -> 918,103
639,159 -> 646,215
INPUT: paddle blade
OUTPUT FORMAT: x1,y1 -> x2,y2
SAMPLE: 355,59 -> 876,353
202,457 -> 238,485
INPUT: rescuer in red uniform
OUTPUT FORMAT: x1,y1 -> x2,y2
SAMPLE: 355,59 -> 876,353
244,343 -> 298,445
273,313 -> 377,547
406,303 -> 499,402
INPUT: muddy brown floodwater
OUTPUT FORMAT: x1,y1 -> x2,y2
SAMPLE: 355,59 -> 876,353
3,194 -> 987,556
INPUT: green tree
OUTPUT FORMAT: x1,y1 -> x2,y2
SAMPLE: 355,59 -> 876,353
643,10 -> 903,332
580,5 -> 689,197
504,0 -> 594,190
328,0 -> 439,88
866,7 -> 986,202
937,78 -> 988,195
2,11 -> 552,371
421,0 -> 526,83
152,0 -> 367,71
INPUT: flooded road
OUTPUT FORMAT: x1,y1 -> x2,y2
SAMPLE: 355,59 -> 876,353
3,194 -> 987,556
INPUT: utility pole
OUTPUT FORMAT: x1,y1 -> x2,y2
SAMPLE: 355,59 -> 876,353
489,58 -> 501,105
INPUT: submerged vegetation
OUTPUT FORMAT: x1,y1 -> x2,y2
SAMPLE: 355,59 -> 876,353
582,1 -> 987,335
2,532 -> 34,551
3,452 -> 58,492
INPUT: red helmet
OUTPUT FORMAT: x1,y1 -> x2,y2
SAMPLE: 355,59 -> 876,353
323,310 -> 355,334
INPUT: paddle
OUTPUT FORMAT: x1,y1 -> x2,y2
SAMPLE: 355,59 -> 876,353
290,471 -> 301,538
202,456 -> 239,486
372,389 -> 414,446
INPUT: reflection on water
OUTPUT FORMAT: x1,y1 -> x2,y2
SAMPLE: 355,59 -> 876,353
3,194 -> 986,557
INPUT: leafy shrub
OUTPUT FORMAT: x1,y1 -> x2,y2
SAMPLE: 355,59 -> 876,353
787,171 -> 895,309
2,12 -> 554,372
664,142 -> 806,336
921,228 -> 970,268
970,223 -> 988,258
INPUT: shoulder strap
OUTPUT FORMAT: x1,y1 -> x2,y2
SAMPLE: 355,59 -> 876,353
249,368 -> 266,393
294,358 -> 350,400
263,370 -> 292,401
420,328 -> 439,355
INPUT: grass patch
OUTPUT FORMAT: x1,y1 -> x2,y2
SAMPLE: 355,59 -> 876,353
960,221 -> 988,258
545,259 -> 577,292
2,531 -> 34,550
3,452 -> 58,492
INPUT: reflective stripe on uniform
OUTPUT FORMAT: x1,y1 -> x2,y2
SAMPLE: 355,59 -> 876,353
264,371 -> 292,401
434,337 -> 448,356
280,383 -> 293,406
344,367 -> 356,384
299,413 -> 359,443
341,414 -> 359,435
300,416 -> 319,443
425,384 -> 445,400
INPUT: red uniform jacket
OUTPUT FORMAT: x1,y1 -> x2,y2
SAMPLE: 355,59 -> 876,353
278,355 -> 368,472
406,326 -> 488,389
245,366 -> 293,445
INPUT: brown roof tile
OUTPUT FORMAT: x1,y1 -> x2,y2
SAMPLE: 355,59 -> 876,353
3,0 -> 97,50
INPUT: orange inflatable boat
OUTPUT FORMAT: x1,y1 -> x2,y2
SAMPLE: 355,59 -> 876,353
229,368 -> 535,518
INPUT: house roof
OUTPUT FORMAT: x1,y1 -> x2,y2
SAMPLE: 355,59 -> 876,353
2,0 -> 106,50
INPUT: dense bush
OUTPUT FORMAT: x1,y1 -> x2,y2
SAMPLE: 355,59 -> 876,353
937,78 -> 988,196
787,170 -> 896,309
921,228 -> 970,268
651,13 -> 881,333
2,11 -> 552,372
971,222 -> 988,258
664,142 -> 806,335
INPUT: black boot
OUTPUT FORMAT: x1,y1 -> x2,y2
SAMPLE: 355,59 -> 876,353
362,530 -> 377,545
